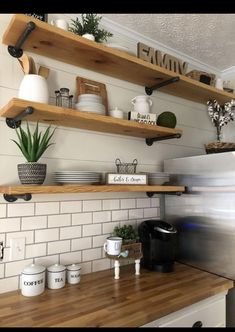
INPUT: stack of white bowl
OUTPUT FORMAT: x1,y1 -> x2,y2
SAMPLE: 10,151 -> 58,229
75,94 -> 105,115
148,172 -> 170,185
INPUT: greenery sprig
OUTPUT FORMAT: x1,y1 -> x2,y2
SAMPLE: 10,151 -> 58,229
69,14 -> 113,43
12,122 -> 56,162
113,224 -> 139,244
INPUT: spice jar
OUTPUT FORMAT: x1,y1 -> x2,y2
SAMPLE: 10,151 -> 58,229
47,263 -> 66,289
21,263 -> 46,297
66,264 -> 81,284
55,88 -> 73,108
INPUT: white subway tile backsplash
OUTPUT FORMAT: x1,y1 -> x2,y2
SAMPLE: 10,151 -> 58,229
102,221 -> 120,234
35,228 -> 59,243
0,218 -> 20,233
0,204 -> 6,218
71,237 -> 92,251
60,201 -> 82,213
5,259 -> 33,277
21,216 -> 47,230
92,258 -> 110,272
92,234 -> 108,248
93,211 -> 111,223
7,203 -> 34,217
48,214 -> 71,228
35,202 -> 59,215
112,210 -> 128,221
150,197 -> 160,207
82,248 -> 102,262
60,226 -> 81,240
6,231 -> 34,246
79,261 -> 92,275
35,255 -> 59,267
0,263 -> 4,278
0,277 -> 18,294
102,199 -> 119,211
136,198 -> 151,208
120,199 -> 136,209
143,207 -> 159,218
60,251 -> 81,265
72,212 -> 92,225
129,209 -> 144,220
83,224 -> 102,237
47,240 -> 70,255
83,200 -> 102,212
25,243 -> 47,259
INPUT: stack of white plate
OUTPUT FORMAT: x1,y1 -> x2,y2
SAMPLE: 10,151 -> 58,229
148,172 -> 170,185
54,171 -> 102,184
75,94 -> 105,115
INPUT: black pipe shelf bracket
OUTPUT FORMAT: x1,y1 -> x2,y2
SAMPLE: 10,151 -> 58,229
146,191 -> 183,198
8,21 -> 36,58
3,193 -> 32,202
145,76 -> 180,96
6,106 -> 34,129
146,133 -> 182,146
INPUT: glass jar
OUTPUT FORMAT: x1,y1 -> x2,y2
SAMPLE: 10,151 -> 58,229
55,88 -> 73,108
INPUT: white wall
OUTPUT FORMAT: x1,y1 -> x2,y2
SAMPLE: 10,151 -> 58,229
0,14 -> 233,294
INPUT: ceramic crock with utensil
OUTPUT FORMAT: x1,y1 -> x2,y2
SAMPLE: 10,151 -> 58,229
131,95 -> 152,114
21,263 -> 46,297
47,263 -> 66,289
18,74 -> 49,103
66,264 -> 81,284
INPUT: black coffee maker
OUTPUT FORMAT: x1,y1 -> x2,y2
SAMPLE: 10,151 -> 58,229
138,219 -> 177,272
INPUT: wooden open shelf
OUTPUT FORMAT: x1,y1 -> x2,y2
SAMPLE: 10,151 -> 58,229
2,14 -> 235,105
0,98 -> 182,140
0,184 -> 185,195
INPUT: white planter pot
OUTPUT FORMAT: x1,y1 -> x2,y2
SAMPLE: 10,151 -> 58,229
21,263 -> 46,297
82,33 -> 95,41
47,264 -> 66,289
18,74 -> 49,104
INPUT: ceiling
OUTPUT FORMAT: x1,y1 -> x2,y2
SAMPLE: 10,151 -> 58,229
102,14 -> 235,71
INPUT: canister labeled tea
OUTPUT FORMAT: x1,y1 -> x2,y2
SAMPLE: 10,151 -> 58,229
21,263 -> 46,297
67,264 -> 81,284
47,263 -> 66,289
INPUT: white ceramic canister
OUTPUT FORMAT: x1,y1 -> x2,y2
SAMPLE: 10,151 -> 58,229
131,95 -> 152,114
66,264 -> 81,284
21,263 -> 46,297
18,74 -> 49,104
47,263 -> 66,289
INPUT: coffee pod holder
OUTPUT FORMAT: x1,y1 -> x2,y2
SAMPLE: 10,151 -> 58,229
105,242 -> 142,279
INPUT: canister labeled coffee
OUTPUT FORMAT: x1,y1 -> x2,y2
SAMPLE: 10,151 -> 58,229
67,264 -> 81,284
21,263 -> 46,297
47,263 -> 66,289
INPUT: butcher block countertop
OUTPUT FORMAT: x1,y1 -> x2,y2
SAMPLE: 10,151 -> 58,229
0,263 -> 233,327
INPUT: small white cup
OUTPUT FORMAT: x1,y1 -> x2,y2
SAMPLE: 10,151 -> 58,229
109,107 -> 124,119
51,19 -> 68,31
103,236 -> 122,256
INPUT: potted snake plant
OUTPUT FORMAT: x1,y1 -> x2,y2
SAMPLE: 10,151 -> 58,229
12,122 -> 56,185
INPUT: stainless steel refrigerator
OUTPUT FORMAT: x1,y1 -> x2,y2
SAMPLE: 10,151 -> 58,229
163,152 -> 235,327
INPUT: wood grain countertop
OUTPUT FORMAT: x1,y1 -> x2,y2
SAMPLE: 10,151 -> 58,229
0,262 -> 233,327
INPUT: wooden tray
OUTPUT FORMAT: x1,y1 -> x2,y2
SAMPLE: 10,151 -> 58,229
205,141 -> 235,154
76,76 -> 108,114
105,242 -> 142,260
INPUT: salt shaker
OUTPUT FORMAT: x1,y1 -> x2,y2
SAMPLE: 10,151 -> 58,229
47,263 -> 66,289
66,264 -> 81,284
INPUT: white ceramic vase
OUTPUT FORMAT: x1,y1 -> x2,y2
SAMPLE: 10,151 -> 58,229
18,74 -> 49,104
82,33 -> 95,41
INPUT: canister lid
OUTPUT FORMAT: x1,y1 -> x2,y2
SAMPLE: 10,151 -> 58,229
22,263 -> 45,275
47,263 -> 66,272
67,263 -> 81,271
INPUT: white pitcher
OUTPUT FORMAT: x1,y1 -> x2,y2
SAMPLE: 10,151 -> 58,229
18,74 -> 49,104
131,95 -> 152,114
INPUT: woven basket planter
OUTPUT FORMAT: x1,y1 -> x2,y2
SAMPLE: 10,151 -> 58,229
205,142 -> 235,154
17,162 -> 46,185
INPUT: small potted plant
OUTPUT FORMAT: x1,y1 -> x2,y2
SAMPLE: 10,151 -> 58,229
68,14 -> 113,43
113,224 -> 139,245
12,122 -> 56,184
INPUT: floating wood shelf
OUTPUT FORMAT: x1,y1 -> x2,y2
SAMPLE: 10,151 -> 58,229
0,98 -> 183,140
3,14 -> 235,105
0,184 -> 185,196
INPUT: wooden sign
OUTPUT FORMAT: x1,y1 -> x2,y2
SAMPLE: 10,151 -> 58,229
137,42 -> 188,75
24,14 -> 48,22
128,111 -> 157,125
106,173 -> 147,185
186,70 -> 216,86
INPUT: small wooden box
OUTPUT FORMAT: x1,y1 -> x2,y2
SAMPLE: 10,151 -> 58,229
186,70 -> 216,86
105,242 -> 142,260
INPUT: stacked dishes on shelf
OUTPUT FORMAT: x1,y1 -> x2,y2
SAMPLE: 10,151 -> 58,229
148,172 -> 170,185
54,171 -> 102,185
75,94 -> 105,115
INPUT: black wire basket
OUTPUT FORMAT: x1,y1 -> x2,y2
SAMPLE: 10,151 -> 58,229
115,158 -> 138,174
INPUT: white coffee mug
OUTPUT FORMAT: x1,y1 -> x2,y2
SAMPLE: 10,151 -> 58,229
51,19 -> 68,31
103,236 -> 122,256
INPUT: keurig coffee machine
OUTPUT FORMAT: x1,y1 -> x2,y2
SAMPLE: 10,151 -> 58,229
138,219 -> 177,272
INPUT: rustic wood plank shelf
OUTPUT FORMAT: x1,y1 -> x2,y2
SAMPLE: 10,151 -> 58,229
2,14 -> 235,105
0,98 -> 183,140
0,184 -> 185,195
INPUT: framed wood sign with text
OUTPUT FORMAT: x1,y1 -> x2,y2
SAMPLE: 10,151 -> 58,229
106,173 -> 148,185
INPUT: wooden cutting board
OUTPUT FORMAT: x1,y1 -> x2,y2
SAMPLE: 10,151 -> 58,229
76,76 -> 108,114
